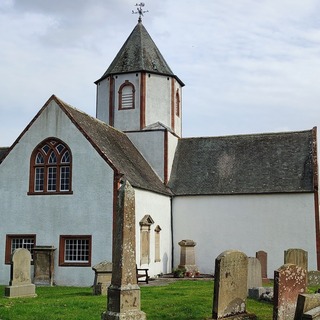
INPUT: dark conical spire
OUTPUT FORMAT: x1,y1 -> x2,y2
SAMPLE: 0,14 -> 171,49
96,21 -> 184,86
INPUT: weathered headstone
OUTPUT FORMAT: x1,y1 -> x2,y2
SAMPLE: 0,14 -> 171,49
101,180 -> 146,320
212,250 -> 256,320
294,293 -> 320,320
284,248 -> 308,272
33,246 -> 56,286
256,250 -> 268,280
92,261 -> 112,295
308,271 -> 320,286
178,239 -> 198,274
247,257 -> 262,290
5,248 -> 37,298
273,264 -> 306,320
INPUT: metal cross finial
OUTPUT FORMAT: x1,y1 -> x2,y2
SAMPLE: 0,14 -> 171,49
132,3 -> 149,22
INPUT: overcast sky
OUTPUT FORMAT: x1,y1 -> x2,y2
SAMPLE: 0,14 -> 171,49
1,0 -> 320,146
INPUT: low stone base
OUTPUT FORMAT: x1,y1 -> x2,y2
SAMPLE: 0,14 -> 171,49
5,284 -> 37,298
209,313 -> 257,320
178,264 -> 198,272
302,306 -> 320,319
101,310 -> 146,320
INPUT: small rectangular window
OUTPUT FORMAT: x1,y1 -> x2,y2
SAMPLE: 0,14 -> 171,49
5,234 -> 36,264
59,235 -> 92,267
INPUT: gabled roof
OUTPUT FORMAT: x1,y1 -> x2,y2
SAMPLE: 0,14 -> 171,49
1,95 -> 171,196
169,129 -> 317,195
96,21 -> 184,86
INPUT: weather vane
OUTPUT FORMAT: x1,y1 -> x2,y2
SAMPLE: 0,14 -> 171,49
132,3 -> 149,22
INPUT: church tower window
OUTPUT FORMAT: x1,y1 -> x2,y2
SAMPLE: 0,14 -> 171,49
175,89 -> 180,117
118,81 -> 135,110
29,138 -> 72,194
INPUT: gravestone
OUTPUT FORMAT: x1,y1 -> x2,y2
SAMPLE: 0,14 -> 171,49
247,257 -> 262,290
284,248 -> 308,272
256,250 -> 268,280
5,248 -> 37,298
212,250 -> 256,320
92,261 -> 112,295
308,271 -> 320,286
294,293 -> 320,320
178,239 -> 198,273
33,246 -> 56,286
273,263 -> 306,320
101,180 -> 146,320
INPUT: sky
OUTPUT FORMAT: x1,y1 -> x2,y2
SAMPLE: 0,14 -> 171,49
1,0 -> 320,146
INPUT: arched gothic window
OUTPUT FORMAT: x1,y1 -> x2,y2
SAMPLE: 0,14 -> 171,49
29,138 -> 72,194
175,89 -> 180,117
118,81 -> 135,110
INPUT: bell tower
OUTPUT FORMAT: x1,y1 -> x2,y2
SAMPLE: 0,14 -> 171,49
95,7 -> 184,137
95,6 -> 184,182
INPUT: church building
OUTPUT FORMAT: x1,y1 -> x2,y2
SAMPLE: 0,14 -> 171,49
0,16 -> 318,286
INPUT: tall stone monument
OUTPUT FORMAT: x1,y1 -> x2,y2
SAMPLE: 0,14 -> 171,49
101,180 -> 146,320
5,248 -> 37,298
212,250 -> 256,319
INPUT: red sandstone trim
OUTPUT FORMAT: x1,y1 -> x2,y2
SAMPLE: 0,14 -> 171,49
164,131 -> 168,184
312,127 -> 320,269
109,77 -> 114,126
140,73 -> 146,129
171,78 -> 175,131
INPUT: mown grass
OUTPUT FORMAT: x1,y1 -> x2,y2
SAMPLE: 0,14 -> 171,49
0,280 -> 276,320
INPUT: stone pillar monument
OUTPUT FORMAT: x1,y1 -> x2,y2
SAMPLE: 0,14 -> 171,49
178,239 -> 198,273
102,179 -> 146,320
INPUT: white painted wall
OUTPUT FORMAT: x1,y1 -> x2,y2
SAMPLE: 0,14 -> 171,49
0,100 -> 114,286
96,77 -> 109,122
127,131 -> 165,181
167,133 -> 179,180
135,189 -> 172,277
172,194 -> 317,278
146,74 -> 171,130
113,73 -> 141,131
96,73 -> 141,131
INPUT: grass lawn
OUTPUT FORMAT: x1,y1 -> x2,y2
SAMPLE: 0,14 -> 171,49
0,280 -> 274,320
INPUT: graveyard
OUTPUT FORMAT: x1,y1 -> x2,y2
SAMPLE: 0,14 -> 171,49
0,280 -> 272,320
0,279 -> 319,320
2,245 -> 320,319
2,182 -> 320,319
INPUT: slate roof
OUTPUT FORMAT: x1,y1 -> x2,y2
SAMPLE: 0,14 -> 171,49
0,148 -> 9,162
169,129 -> 316,195
53,96 -> 171,196
96,21 -> 184,86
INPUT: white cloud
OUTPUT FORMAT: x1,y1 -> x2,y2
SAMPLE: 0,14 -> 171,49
1,0 -> 320,145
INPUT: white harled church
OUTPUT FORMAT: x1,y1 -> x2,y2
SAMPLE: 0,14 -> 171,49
0,16 -> 319,286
